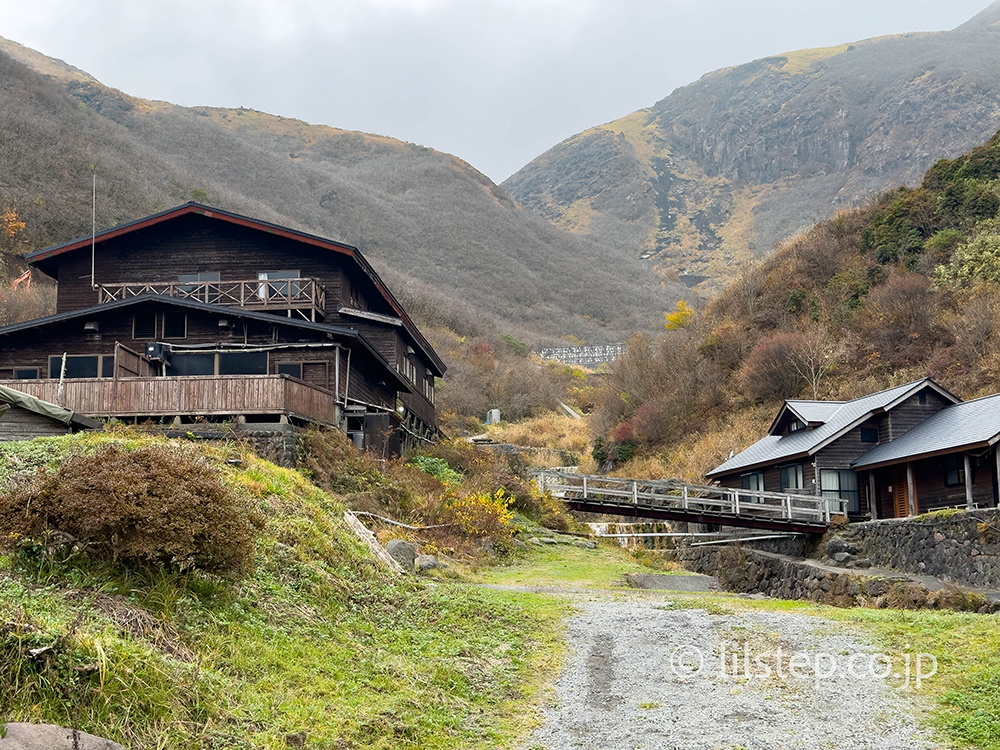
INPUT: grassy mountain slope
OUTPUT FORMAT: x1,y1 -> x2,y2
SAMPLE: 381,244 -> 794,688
0,37 -> 685,344
589,125 -> 1000,481
503,2 -> 1000,294
0,431 -> 562,749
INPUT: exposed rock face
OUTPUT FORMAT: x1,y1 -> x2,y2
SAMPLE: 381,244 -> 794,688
504,9 -> 1000,292
0,724 -> 125,750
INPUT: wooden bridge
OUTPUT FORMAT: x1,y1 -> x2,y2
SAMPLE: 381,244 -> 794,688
534,471 -> 845,534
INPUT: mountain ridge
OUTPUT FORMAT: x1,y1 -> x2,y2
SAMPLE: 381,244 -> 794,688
503,5 -> 1000,293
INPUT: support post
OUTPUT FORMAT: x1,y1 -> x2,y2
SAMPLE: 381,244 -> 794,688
964,453 -> 974,511
582,476 -> 588,499
906,462 -> 917,517
682,486 -> 688,510
632,481 -> 638,504
868,472 -> 878,520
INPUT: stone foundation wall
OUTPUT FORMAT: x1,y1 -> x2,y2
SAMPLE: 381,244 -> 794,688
158,423 -> 303,467
822,508 -> 1000,590
675,544 -> 991,611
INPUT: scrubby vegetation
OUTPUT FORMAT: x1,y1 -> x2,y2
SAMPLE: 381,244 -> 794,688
592,128 -> 1000,479
0,431 -> 564,749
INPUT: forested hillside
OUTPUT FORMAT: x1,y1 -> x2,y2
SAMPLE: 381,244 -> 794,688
590,128 -> 1000,480
504,2 -> 1000,294
0,37 -> 684,345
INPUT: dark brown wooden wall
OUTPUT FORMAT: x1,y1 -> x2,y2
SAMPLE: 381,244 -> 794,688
0,407 -> 70,440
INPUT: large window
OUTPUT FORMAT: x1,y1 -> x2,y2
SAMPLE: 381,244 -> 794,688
821,469 -> 859,513
741,472 -> 764,492
48,354 -> 114,379
168,351 -> 268,376
779,463 -> 804,491
13,368 -> 38,380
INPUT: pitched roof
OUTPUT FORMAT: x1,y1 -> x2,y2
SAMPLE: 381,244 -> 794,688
707,379 -> 958,477
25,202 -> 445,375
0,293 -> 413,392
853,392 -> 1000,469
0,384 -> 101,430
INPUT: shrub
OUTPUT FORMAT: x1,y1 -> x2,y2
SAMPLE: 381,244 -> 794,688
0,443 -> 261,577
447,489 -> 514,539
410,455 -> 462,485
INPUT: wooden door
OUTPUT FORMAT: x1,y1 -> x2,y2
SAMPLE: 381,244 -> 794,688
892,467 -> 909,518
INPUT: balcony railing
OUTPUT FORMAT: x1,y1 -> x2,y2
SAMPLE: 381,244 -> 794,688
0,375 -> 339,426
99,278 -> 326,321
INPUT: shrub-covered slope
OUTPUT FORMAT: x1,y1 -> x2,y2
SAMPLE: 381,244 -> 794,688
590,127 -> 1000,480
0,431 -> 561,749
504,3 -> 1000,294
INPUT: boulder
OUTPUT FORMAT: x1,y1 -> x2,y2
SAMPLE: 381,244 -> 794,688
824,536 -> 859,557
572,540 -> 597,549
386,539 -> 417,572
414,554 -> 441,572
0,724 -> 125,750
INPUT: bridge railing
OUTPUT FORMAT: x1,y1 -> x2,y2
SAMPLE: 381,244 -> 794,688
534,471 -> 846,526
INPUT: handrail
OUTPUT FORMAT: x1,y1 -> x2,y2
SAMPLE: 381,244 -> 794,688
533,470 -> 847,526
98,278 -> 326,316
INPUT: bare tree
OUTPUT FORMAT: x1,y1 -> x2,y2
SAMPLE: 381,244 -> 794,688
788,329 -> 841,400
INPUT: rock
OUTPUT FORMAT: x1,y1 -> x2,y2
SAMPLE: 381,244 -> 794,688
537,537 -> 557,545
572,540 -> 597,549
864,578 -> 890,597
825,537 -> 858,556
0,724 -> 125,750
852,558 -> 871,569
386,539 -> 417,572
526,537 -> 544,547
833,552 -> 852,564
414,554 -> 441,572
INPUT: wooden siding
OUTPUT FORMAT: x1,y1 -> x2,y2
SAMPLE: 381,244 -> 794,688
880,390 -> 952,442
0,375 -> 339,426
0,406 -> 72,441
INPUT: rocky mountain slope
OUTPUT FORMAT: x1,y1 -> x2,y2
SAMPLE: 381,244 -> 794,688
0,37 -> 684,344
503,1 -> 1000,294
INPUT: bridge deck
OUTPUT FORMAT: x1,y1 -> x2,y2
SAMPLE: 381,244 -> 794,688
535,471 -> 841,534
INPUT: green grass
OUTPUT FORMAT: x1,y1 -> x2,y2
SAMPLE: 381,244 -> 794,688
0,432 -> 566,750
472,541 -> 681,590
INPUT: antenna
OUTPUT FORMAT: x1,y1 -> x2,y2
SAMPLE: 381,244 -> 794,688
91,173 -> 96,290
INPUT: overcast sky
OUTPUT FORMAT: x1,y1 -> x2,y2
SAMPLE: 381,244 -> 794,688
0,0 -> 993,182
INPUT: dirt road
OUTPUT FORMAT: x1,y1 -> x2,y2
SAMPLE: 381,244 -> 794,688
526,599 -> 943,750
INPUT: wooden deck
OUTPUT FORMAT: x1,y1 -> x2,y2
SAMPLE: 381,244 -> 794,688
99,278 -> 326,321
0,375 -> 340,426
535,471 -> 845,534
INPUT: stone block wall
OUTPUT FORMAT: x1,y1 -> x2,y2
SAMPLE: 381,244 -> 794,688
158,422 -> 303,467
821,508 -> 1000,590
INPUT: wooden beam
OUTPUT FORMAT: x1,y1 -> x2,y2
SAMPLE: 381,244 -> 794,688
965,453 -> 974,510
906,461 -> 917,517
868,471 -> 878,520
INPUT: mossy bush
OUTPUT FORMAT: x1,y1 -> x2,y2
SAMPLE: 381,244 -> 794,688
0,443 -> 262,578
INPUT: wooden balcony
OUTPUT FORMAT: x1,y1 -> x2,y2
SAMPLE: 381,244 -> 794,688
98,278 -> 326,321
0,375 -> 339,426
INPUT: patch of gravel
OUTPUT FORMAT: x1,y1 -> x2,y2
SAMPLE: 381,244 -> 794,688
526,601 -> 943,750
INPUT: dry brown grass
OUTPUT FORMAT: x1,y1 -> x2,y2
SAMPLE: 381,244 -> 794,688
485,413 -> 591,454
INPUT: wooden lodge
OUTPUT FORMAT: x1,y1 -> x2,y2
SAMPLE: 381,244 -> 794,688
0,203 -> 445,451
708,379 -> 1000,520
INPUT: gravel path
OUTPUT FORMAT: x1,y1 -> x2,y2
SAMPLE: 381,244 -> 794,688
526,600 -> 944,750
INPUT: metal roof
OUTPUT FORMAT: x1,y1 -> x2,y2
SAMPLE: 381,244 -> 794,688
0,293 -> 414,393
707,379 -> 954,477
852,392 -> 1000,469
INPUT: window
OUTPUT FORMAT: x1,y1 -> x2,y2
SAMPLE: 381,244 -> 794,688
423,375 -> 435,404
13,368 -> 38,379
401,358 -> 417,384
277,363 -> 303,379
258,271 -> 301,301
945,455 -> 966,487
918,391 -> 927,405
168,352 -> 215,376
48,354 -> 112,379
779,463 -> 804,491
133,313 -> 156,339
788,418 -> 806,433
178,272 -> 220,303
163,313 -> 187,339
821,469 -> 859,513
218,352 -> 267,375
741,472 -> 764,491
860,427 -> 878,443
